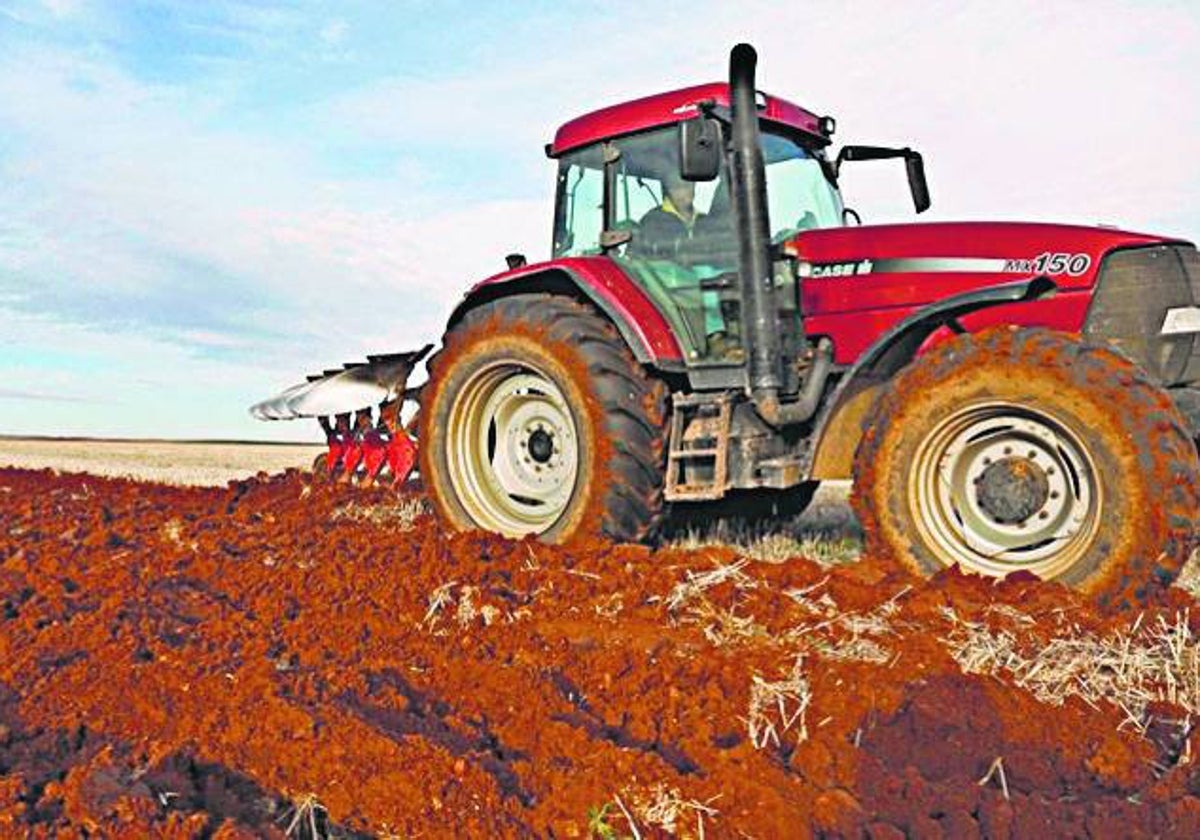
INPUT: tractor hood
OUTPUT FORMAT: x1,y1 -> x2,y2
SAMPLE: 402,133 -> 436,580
787,221 -> 1189,313
785,221 -> 1196,364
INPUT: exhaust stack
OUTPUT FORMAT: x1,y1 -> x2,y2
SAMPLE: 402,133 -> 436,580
729,43 -> 780,396
729,43 -> 831,427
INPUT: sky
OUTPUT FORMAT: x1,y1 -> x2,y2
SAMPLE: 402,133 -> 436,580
0,0 -> 1197,441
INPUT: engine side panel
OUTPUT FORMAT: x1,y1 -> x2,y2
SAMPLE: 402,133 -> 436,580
787,221 -> 1183,365
804,292 -> 1093,364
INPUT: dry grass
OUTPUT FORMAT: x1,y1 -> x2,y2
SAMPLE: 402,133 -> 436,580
668,531 -> 860,567
659,559 -> 767,646
624,783 -> 720,838
1174,550 -> 1200,599
664,559 -> 757,613
421,581 -> 502,632
662,559 -> 906,660
329,497 -> 426,529
780,579 -> 907,664
688,598 -> 767,647
421,580 -> 458,630
942,606 -> 1200,731
281,792 -> 327,839
0,438 -> 322,486
747,654 -> 812,749
664,481 -> 861,567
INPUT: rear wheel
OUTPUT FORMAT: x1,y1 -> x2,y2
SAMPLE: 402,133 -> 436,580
852,327 -> 1200,609
419,295 -> 667,542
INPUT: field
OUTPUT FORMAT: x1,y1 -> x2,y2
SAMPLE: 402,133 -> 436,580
0,437 -> 324,487
4,441 -> 1200,837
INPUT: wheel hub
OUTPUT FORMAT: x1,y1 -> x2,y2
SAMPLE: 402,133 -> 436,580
909,402 -> 1101,579
527,427 -> 555,463
975,456 -> 1050,525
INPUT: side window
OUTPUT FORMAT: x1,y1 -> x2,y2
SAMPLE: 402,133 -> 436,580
556,163 -> 604,256
763,155 -> 844,238
614,169 -> 662,229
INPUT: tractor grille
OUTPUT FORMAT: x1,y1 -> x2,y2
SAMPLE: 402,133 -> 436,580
1084,244 -> 1199,385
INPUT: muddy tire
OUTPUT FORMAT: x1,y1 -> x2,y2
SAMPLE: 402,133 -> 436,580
851,326 -> 1200,609
419,294 -> 667,543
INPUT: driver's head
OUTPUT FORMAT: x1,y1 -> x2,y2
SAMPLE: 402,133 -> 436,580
661,170 -> 696,218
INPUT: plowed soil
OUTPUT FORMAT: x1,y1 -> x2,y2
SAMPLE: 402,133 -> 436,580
4,467 -> 1200,838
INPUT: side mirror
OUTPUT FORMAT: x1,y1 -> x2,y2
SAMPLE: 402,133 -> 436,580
905,152 -> 931,214
679,117 -> 720,182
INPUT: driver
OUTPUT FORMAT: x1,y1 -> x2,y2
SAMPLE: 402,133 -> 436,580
634,169 -> 700,258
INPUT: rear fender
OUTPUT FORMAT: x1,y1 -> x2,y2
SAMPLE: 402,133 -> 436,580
447,258 -> 685,369
807,276 -> 1057,480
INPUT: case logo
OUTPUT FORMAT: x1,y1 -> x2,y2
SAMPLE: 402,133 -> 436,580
800,259 -> 875,278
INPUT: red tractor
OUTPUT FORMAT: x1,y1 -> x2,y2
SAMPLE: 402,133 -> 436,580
253,44 -> 1200,609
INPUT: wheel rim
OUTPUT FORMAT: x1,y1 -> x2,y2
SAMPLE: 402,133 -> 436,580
909,400 -> 1102,579
445,361 -> 579,537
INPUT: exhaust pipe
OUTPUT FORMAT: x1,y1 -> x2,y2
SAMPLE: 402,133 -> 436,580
729,43 -> 830,427
729,43 -> 780,396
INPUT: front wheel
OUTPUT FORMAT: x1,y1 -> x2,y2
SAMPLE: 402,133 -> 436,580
852,327 -> 1200,609
419,295 -> 666,543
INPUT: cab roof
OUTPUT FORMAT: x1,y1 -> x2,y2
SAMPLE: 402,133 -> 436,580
548,82 -> 828,158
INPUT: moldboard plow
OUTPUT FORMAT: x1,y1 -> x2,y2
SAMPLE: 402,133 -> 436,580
251,345 -> 431,487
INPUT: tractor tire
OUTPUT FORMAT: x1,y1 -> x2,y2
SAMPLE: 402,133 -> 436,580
851,326 -> 1200,610
419,294 -> 667,543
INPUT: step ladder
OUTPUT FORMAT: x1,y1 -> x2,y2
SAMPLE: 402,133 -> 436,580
665,393 -> 733,501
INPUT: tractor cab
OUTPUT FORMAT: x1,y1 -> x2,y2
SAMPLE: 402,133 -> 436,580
548,85 -> 843,365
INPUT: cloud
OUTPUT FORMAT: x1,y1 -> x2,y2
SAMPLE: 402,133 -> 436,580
38,0 -> 80,19
319,18 -> 347,46
0,42 -> 546,358
0,387 -> 101,404
0,306 -> 321,439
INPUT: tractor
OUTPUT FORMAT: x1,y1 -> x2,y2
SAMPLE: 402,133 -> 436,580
253,44 -> 1200,609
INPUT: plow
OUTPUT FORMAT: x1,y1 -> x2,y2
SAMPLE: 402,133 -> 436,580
252,43 -> 1200,610
251,346 -> 430,487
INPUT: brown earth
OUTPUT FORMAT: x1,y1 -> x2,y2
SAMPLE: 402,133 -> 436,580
3,467 -> 1200,838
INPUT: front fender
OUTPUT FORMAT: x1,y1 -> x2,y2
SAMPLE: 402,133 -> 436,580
447,257 -> 685,369
806,276 -> 1058,480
